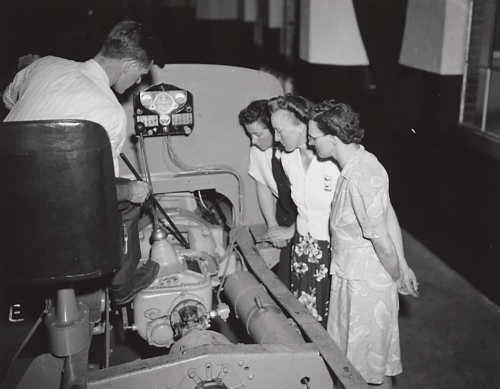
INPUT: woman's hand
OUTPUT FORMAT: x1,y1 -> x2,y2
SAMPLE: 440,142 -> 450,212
268,225 -> 295,248
271,238 -> 288,248
397,264 -> 419,297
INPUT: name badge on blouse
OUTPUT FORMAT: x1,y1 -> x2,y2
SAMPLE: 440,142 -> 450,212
324,175 -> 332,192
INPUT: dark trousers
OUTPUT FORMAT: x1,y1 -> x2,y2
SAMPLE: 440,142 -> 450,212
111,190 -> 142,288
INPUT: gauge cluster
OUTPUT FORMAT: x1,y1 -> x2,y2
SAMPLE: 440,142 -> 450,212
133,83 -> 194,137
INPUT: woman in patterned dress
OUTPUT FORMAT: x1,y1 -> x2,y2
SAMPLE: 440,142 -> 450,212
308,100 -> 419,388
267,94 -> 341,327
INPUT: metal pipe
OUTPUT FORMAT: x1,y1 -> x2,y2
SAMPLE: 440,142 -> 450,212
138,134 -> 159,229
45,289 -> 90,358
224,271 -> 304,344
60,345 -> 90,389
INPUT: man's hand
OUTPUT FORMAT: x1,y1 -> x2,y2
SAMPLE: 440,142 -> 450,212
117,180 -> 150,203
18,54 -> 40,69
126,181 -> 150,203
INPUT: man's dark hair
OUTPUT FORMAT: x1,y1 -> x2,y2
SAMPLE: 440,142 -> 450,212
100,20 -> 166,68
238,99 -> 273,132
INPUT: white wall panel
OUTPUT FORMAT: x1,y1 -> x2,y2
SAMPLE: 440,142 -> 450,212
399,0 -> 470,75
299,0 -> 368,65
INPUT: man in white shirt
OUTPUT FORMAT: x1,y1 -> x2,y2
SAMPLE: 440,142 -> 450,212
2,20 -> 166,305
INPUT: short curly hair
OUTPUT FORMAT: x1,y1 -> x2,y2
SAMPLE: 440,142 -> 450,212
267,93 -> 314,126
312,100 -> 364,144
238,100 -> 273,132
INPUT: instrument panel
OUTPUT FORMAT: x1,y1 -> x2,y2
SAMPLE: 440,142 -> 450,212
133,83 -> 194,137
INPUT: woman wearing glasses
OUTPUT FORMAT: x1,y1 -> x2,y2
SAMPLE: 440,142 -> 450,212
308,100 -> 419,388
267,94 -> 340,327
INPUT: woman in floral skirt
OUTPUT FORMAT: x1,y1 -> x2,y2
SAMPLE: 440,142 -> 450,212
267,94 -> 340,327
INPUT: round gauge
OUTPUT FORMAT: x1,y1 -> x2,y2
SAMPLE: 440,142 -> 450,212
159,115 -> 170,126
140,93 -> 152,106
174,92 -> 187,104
153,92 -> 173,115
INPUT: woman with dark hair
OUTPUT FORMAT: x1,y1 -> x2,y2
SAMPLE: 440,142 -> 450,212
308,100 -> 418,388
267,94 -> 340,327
239,100 -> 297,288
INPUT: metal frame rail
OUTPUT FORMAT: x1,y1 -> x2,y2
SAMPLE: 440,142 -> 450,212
236,227 -> 369,389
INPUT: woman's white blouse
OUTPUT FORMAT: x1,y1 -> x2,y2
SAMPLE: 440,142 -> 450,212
248,146 -> 279,197
281,149 -> 340,240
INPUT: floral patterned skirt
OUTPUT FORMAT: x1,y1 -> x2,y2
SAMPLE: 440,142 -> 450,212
290,232 -> 331,327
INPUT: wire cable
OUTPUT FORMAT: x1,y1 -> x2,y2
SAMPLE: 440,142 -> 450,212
216,226 -> 241,304
3,299 -> 52,386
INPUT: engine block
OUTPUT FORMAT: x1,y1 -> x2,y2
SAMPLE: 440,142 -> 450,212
132,202 -> 229,347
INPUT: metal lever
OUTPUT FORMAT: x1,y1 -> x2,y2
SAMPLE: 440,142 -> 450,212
138,133 -> 159,229
120,152 -> 189,249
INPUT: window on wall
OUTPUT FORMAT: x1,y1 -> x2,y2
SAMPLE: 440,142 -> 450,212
280,0 -> 297,59
461,0 -> 500,139
253,0 -> 265,47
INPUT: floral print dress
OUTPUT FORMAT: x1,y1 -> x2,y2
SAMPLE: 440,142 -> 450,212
327,145 -> 402,384
290,232 -> 331,327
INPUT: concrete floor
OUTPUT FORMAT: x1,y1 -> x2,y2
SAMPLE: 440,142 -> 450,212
1,229 -> 499,388
395,230 -> 500,389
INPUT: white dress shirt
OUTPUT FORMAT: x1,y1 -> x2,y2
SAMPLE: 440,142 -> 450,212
248,146 -> 279,197
3,56 -> 127,176
281,149 -> 340,240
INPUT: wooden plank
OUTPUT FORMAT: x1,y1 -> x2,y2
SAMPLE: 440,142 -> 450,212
236,226 -> 370,389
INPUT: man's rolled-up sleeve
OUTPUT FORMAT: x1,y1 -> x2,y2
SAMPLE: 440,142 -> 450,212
2,66 -> 30,110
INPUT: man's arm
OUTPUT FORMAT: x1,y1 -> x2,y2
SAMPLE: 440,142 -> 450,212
2,55 -> 40,110
3,66 -> 27,110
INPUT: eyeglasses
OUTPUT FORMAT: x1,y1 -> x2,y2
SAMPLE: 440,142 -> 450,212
307,134 -> 328,143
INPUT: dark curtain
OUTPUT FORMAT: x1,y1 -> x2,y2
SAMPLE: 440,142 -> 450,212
352,0 -> 409,133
